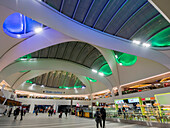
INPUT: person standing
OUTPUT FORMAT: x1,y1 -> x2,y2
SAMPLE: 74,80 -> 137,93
100,106 -> 106,128
14,107 -> 20,120
122,107 -> 126,119
95,108 -> 102,128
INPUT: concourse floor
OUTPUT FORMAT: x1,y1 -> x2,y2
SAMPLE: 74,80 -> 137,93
0,113 -> 157,128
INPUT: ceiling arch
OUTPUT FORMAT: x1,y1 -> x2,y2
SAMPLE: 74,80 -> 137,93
6,70 -> 92,94
19,41 -> 111,75
28,70 -> 86,89
0,59 -> 113,90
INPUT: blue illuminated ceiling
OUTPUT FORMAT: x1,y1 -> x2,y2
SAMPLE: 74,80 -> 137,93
3,12 -> 43,38
44,0 -> 170,47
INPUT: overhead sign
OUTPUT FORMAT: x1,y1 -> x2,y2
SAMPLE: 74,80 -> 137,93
43,91 -> 62,94
145,97 -> 150,101
115,100 -> 124,104
128,98 -> 139,103
96,101 -> 99,106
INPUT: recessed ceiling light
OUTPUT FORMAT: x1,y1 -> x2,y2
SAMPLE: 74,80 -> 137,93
142,43 -> 151,47
119,63 -> 122,66
92,69 -> 97,73
34,27 -> 43,33
132,40 -> 141,45
115,55 -> 118,58
17,34 -> 21,38
20,58 -> 27,61
98,72 -> 104,76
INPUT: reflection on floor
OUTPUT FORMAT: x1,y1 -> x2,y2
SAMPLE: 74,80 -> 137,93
0,113 -> 157,128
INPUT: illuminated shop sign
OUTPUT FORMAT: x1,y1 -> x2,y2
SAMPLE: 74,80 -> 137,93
128,98 -> 139,103
145,98 -> 150,101
43,91 -> 62,94
115,100 -> 124,104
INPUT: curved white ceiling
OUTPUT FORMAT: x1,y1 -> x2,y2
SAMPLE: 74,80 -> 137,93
8,70 -> 92,94
0,59 -> 113,90
0,0 -> 169,69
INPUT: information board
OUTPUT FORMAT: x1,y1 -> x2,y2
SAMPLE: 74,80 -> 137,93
128,98 -> 139,103
115,100 -> 124,104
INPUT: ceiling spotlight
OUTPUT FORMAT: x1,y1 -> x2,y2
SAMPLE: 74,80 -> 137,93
66,87 -> 69,89
115,55 -> 118,58
92,69 -> 97,73
20,58 -> 27,61
132,40 -> 141,45
29,58 -> 37,61
119,63 -> 122,66
142,43 -> 151,47
98,72 -> 104,76
17,34 -> 21,38
34,27 -> 43,33
82,86 -> 86,89
41,85 -> 44,88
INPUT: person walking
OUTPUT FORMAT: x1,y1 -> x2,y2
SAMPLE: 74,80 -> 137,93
8,108 -> 12,117
23,108 -> 26,116
35,108 -> 38,116
14,107 -> 20,120
65,109 -> 68,117
20,108 -> 24,121
59,111 -> 62,118
100,106 -> 106,128
95,108 -> 102,128
3,109 -> 7,116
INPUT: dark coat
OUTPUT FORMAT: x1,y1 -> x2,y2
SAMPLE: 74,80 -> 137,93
14,108 -> 20,116
100,108 -> 106,119
95,111 -> 102,122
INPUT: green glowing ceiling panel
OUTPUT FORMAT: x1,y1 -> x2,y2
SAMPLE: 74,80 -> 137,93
19,70 -> 29,73
86,77 -> 97,82
99,64 -> 112,76
148,27 -> 170,47
59,86 -> 82,89
114,51 -> 137,66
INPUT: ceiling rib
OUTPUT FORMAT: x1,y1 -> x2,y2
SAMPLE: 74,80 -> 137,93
60,0 -> 65,12
82,0 -> 95,24
146,25 -> 170,42
115,1 -> 148,35
103,0 -> 128,32
129,13 -> 160,39
72,0 -> 80,19
92,0 -> 110,28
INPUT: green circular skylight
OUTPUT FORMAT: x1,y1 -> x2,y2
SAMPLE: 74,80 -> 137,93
99,64 -> 112,76
148,27 -> 170,47
114,51 -> 137,66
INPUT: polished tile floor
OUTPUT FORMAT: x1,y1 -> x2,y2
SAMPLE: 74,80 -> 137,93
0,113 -> 156,128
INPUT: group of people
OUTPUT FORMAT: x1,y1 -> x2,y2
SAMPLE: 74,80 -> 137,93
59,109 -> 69,118
95,106 -> 106,128
14,107 -> 26,121
3,107 -> 26,121
48,107 -> 55,116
